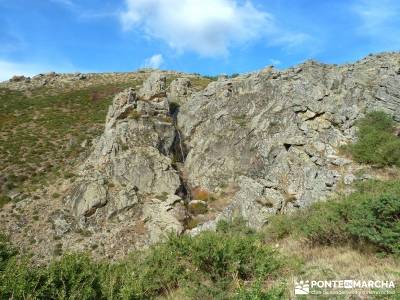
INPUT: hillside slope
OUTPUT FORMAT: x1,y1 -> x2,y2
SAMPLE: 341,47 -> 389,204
0,53 -> 399,262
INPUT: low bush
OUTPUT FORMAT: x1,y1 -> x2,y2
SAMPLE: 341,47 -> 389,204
346,195 -> 400,254
114,226 -> 283,299
188,201 -> 208,215
233,281 -> 286,300
0,194 -> 11,208
0,234 -> 16,271
345,111 -> 400,166
0,220 -> 286,299
266,180 -> 400,255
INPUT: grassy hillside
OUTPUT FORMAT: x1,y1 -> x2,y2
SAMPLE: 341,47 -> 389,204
1,182 -> 399,299
0,73 -> 214,208
0,78 -> 399,298
0,83 -> 134,205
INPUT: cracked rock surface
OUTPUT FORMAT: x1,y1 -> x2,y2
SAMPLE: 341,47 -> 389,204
66,53 -> 400,244
178,53 -> 400,231
66,72 -> 184,244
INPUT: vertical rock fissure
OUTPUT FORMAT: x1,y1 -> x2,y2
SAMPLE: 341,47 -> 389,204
167,100 -> 192,227
170,105 -> 194,230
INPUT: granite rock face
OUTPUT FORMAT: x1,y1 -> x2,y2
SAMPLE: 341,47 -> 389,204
67,53 -> 400,242
178,53 -> 400,230
66,73 -> 185,242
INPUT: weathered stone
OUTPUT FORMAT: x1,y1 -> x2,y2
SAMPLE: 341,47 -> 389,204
70,179 -> 108,216
168,78 -> 193,104
50,210 -> 74,237
62,53 -> 400,244
10,75 -> 30,82
65,72 -> 184,245
179,53 -> 400,232
138,72 -> 167,100
142,196 -> 184,244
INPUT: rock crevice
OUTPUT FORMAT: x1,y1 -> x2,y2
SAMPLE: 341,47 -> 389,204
65,53 -> 400,243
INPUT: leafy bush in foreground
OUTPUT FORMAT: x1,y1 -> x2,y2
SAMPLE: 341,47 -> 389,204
0,234 -> 16,272
266,180 -> 400,255
112,225 -> 283,299
345,111 -> 400,166
0,220 -> 286,299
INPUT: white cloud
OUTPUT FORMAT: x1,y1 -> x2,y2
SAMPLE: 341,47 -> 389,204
269,59 -> 281,66
353,0 -> 400,46
144,54 -> 164,69
120,0 -> 307,56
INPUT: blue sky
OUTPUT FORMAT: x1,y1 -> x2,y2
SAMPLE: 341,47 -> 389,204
0,0 -> 400,80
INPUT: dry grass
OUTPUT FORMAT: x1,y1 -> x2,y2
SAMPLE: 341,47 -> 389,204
191,187 -> 211,201
278,237 -> 400,282
132,220 -> 147,236
270,237 -> 400,299
190,77 -> 214,91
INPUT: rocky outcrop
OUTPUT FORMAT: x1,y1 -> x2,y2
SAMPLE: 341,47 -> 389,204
66,53 -> 400,243
168,77 -> 193,105
66,72 -> 186,243
178,52 -> 400,231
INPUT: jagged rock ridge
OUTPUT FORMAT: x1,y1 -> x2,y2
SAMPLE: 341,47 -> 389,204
66,73 -> 188,245
67,52 -> 400,244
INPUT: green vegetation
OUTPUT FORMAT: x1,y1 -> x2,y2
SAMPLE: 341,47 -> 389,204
0,74 -> 216,205
266,179 -> 400,255
188,201 -> 208,215
1,180 -> 399,298
128,109 -> 142,120
0,195 -> 11,208
0,221 -> 287,299
190,76 -> 215,90
344,111 -> 400,166
233,114 -> 247,127
0,82 -> 137,202
0,234 -> 16,271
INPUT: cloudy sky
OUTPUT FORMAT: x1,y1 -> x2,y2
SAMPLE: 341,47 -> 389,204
0,0 -> 400,80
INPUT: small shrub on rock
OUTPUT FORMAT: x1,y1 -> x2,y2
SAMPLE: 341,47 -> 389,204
346,111 -> 400,166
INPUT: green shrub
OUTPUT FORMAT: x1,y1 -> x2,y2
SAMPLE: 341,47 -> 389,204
0,257 -> 49,299
233,281 -> 287,300
216,217 -> 257,236
0,234 -> 16,271
265,214 -> 298,241
118,234 -> 191,298
45,254 -> 102,299
116,225 -> 283,299
266,180 -> 400,255
0,222 -> 286,299
0,253 -> 102,300
0,195 -> 11,209
298,200 -> 349,246
345,111 -> 400,166
346,195 -> 400,254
